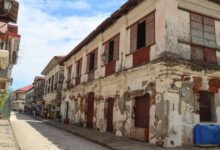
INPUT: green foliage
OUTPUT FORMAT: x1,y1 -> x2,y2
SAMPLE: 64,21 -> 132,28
0,90 -> 8,107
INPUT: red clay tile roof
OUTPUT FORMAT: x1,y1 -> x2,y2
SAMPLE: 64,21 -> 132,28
60,0 -> 144,64
14,85 -> 33,93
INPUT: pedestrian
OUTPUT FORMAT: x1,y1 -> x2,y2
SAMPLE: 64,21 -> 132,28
33,108 -> 36,117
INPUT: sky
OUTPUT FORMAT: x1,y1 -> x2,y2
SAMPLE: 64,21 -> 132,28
12,0 -> 127,90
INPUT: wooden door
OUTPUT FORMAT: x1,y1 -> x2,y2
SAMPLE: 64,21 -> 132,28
199,91 -> 212,122
107,98 -> 114,133
135,94 -> 150,128
86,92 -> 94,128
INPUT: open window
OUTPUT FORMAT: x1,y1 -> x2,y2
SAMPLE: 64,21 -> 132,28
87,49 -> 98,81
137,21 -> 146,49
75,59 -> 82,85
108,40 -> 114,62
89,52 -> 95,71
130,12 -> 155,53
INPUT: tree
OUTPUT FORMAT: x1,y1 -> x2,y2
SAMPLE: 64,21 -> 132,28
0,90 -> 8,107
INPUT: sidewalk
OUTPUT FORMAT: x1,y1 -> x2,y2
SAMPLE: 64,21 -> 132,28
0,120 -> 19,150
33,116 -> 219,150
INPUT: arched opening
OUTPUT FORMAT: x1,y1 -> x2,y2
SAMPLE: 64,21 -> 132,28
86,92 -> 95,128
106,97 -> 114,133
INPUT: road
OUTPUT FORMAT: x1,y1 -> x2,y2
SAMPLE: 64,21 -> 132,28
10,112 -> 108,150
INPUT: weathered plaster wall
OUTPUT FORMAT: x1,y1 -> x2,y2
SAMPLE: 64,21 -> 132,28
60,0 -> 220,148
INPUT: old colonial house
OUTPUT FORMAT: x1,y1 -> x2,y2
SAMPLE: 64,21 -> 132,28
41,56 -> 64,119
60,0 -> 220,147
0,0 -> 20,91
12,85 -> 32,111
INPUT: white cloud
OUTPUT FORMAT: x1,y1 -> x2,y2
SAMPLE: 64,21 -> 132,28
12,0 -> 108,89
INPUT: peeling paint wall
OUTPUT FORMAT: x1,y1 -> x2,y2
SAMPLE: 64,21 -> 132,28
60,0 -> 220,148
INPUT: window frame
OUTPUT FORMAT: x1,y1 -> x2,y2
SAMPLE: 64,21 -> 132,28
190,12 -> 217,64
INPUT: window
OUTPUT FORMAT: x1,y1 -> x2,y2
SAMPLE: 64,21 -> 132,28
104,35 -> 119,76
137,21 -> 146,49
87,49 -> 98,73
130,12 -> 155,53
190,13 -> 217,64
104,34 -> 120,65
76,59 -> 82,77
89,52 -> 95,71
198,91 -> 215,122
75,59 -> 82,85
67,65 -> 72,89
67,65 -> 72,80
87,49 -> 98,81
108,40 -> 114,62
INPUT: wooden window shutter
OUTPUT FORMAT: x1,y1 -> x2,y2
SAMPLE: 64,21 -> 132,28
146,12 -> 155,46
104,42 -> 109,64
191,46 -> 204,61
94,49 -> 98,69
190,13 -> 204,46
113,34 -> 120,60
86,54 -> 90,73
130,23 -> 137,53
79,59 -> 82,75
204,48 -> 217,64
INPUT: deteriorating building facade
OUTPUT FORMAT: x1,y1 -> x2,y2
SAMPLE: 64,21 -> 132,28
60,0 -> 220,147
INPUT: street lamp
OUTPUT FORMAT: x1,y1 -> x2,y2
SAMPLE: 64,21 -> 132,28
0,0 -> 13,14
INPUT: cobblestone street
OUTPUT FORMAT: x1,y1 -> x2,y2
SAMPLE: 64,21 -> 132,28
10,112 -> 108,150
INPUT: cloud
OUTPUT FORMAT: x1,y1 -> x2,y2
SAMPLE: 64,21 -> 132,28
12,0 -> 109,90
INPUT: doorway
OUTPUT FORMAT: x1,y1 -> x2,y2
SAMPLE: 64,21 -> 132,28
86,92 -> 94,128
106,98 -> 114,133
134,94 -> 150,141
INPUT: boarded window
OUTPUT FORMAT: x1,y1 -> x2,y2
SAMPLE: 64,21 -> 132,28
191,45 -> 217,64
190,13 -> 216,48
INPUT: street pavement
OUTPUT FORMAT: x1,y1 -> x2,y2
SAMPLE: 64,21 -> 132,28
0,120 -> 18,150
10,112 -> 108,150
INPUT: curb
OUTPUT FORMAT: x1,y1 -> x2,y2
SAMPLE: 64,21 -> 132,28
32,116 -> 118,150
8,119 -> 21,150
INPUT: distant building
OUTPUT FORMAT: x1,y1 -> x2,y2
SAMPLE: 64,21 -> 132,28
41,56 -> 64,119
32,76 -> 45,115
25,86 -> 34,109
12,85 -> 33,111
